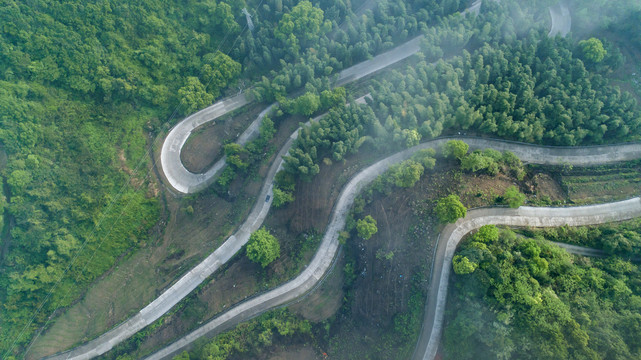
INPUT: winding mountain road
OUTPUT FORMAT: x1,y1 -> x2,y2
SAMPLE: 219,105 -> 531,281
144,138 -> 641,360
42,19 -> 424,359
40,2 -> 580,359
160,0 -> 573,194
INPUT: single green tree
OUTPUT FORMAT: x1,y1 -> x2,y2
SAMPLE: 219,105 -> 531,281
275,170 -> 296,192
435,194 -> 467,223
442,140 -> 469,160
224,143 -> 249,171
320,87 -> 346,109
453,255 -> 477,275
473,225 -> 499,243
412,148 -> 437,170
290,92 -> 320,116
172,352 -> 190,360
246,228 -> 281,267
357,215 -> 378,240
461,153 -> 492,173
272,187 -> 294,208
579,38 -> 607,63
503,185 -> 526,208
392,160 -> 424,188
259,116 -> 276,141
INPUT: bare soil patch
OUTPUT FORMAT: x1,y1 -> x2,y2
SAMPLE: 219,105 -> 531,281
559,162 -> 641,205
254,343 -> 321,360
290,254 -> 345,322
459,172 -> 518,208
324,164 -> 457,360
180,103 -> 266,173
314,162 -> 574,359
531,172 -> 566,202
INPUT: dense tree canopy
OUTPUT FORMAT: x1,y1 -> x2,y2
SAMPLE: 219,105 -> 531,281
0,0 -> 246,351
275,1 -> 331,54
527,218 -> 641,258
445,228 -> 641,359
179,77 -> 215,116
4,0 -> 641,355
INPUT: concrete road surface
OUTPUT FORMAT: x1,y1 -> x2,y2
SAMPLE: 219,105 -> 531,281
144,138 -> 641,360
548,3 -> 571,37
336,36 -> 423,86
161,32 -> 424,195
160,94 -> 272,193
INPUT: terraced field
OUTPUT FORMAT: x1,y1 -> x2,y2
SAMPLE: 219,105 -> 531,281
561,160 -> 641,203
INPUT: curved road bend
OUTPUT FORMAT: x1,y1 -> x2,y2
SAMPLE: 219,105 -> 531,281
162,29 -> 425,195
145,138 -> 641,360
548,3 -> 571,37
161,0 -> 570,194
42,122 -> 297,360
413,198 -> 641,360
160,95 -> 276,194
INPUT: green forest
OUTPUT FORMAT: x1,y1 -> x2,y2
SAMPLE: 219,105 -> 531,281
171,310 -> 311,360
280,0 -> 641,188
444,226 -> 641,359
2,0 -> 641,357
0,0 -> 247,353
523,219 -> 641,260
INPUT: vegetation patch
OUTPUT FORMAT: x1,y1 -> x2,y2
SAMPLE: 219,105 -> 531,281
444,227 -> 641,359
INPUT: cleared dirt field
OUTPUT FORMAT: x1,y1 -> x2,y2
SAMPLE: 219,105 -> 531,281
256,344 -> 321,360
295,161 -> 578,360
180,103 -> 266,173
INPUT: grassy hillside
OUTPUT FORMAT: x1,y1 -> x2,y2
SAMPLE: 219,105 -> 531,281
0,0 -> 244,354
